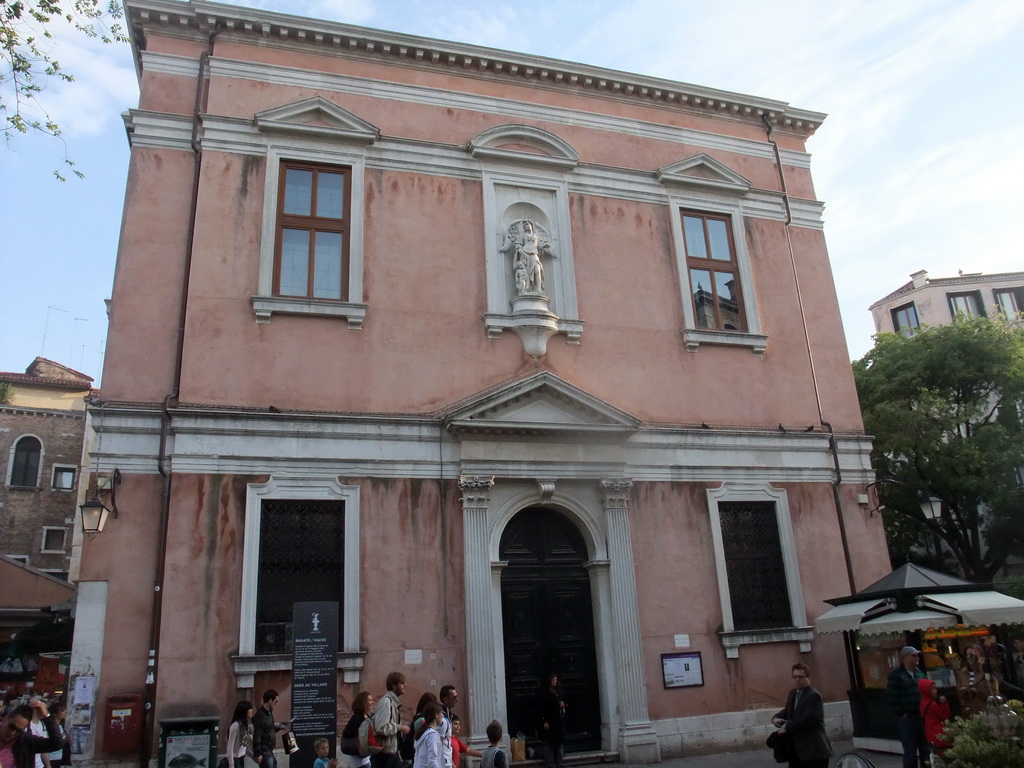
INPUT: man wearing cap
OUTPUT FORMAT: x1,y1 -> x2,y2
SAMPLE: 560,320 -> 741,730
885,646 -> 928,768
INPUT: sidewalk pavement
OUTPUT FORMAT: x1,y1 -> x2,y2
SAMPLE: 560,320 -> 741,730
605,741 -> 903,767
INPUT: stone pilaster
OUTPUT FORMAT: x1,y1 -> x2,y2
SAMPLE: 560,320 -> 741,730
601,479 -> 661,763
460,476 -> 497,745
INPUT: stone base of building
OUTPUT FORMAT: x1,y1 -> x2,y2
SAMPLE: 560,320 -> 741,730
654,700 -> 853,758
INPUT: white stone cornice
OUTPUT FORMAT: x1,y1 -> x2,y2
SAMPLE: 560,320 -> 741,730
127,107 -> 822,228
87,404 -> 874,483
127,0 -> 824,138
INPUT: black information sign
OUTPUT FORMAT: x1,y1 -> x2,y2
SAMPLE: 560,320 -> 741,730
291,601 -> 339,768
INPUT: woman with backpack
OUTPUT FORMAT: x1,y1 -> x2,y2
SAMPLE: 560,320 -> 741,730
340,692 -> 374,768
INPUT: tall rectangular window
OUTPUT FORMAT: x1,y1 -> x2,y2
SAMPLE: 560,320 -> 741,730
681,211 -> 746,332
947,291 -> 984,319
718,501 -> 792,631
994,287 -> 1024,318
256,499 -> 345,654
891,302 -> 919,337
274,162 -> 351,301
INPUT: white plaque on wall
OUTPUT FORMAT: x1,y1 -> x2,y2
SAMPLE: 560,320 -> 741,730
673,634 -> 691,648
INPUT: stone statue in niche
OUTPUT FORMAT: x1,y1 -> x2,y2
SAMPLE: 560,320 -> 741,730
501,219 -> 556,295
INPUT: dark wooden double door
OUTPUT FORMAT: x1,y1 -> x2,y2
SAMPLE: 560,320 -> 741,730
500,507 -> 601,753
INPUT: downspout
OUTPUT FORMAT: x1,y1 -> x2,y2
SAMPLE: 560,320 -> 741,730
140,24 -> 222,768
761,114 -> 856,595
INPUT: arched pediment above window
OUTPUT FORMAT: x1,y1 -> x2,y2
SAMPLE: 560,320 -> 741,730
656,153 -> 751,194
255,96 -> 380,144
468,124 -> 580,170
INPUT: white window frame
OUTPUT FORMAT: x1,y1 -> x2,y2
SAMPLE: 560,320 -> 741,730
659,155 -> 767,354
51,464 -> 77,491
667,196 -> 766,354
251,97 -> 377,328
6,434 -> 45,488
236,476 -> 362,685
41,526 -> 68,554
706,481 -> 811,657
5,555 -> 29,565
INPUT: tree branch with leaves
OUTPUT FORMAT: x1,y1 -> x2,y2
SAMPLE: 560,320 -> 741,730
1,0 -> 126,179
853,316 -> 1024,581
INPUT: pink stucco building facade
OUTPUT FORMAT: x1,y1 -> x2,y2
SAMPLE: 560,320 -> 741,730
73,1 -> 892,764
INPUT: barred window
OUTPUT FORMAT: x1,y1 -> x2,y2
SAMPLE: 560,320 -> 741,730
256,499 -> 345,654
718,501 -> 792,631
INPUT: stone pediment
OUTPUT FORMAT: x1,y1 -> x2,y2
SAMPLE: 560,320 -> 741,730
255,96 -> 380,144
655,153 -> 751,193
445,372 -> 640,438
468,124 -> 580,170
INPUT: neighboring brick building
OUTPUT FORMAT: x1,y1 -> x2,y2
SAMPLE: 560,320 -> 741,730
75,1 -> 893,765
1,358 -> 92,579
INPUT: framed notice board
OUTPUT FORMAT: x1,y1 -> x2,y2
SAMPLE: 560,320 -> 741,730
661,652 -> 704,688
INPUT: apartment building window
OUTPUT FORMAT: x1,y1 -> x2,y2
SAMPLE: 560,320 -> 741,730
682,212 -> 746,332
891,302 -> 920,337
274,162 -> 351,301
947,291 -> 985,319
41,527 -> 68,554
9,436 -> 42,488
52,465 -> 77,490
994,287 -> 1024,318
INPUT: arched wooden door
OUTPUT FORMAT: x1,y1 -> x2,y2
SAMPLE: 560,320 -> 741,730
500,507 -> 601,752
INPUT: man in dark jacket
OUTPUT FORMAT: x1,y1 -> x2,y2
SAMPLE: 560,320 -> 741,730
885,646 -> 927,768
771,663 -> 832,768
252,690 -> 289,768
0,700 -> 63,768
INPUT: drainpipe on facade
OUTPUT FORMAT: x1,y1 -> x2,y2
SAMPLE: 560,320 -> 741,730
762,112 -> 860,695
140,24 -> 222,768
761,114 -> 856,593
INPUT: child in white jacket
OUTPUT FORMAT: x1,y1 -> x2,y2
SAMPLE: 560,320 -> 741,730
412,703 -> 444,768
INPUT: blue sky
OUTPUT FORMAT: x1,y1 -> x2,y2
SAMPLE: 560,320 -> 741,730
2,0 -> 1022,385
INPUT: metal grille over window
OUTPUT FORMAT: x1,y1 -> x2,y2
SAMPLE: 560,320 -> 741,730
719,501 -> 791,631
256,499 -> 345,654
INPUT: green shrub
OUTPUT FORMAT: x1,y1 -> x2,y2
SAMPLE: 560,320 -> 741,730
940,699 -> 1024,768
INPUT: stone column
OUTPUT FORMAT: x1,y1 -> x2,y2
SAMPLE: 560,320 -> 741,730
601,479 -> 661,763
460,475 -> 497,746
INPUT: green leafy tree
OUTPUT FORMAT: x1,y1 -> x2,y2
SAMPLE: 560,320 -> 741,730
853,316 -> 1024,582
0,381 -> 12,404
1,0 -> 126,179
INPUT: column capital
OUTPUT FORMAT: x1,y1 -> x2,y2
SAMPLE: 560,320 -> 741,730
600,479 -> 633,508
459,475 -> 495,507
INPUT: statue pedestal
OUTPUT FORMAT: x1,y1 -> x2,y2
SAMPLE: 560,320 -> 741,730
509,293 -> 559,357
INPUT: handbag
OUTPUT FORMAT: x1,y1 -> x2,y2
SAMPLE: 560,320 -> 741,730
765,730 -> 793,764
340,735 -> 361,757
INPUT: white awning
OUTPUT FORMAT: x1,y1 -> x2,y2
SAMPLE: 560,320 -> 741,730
918,591 -> 1024,626
814,600 -> 886,634
856,609 -> 958,636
